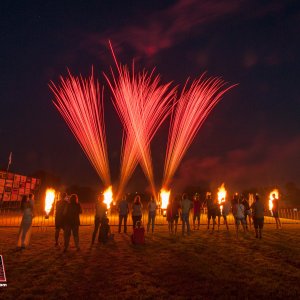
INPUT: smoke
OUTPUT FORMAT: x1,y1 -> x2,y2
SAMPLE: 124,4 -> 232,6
171,134 -> 300,191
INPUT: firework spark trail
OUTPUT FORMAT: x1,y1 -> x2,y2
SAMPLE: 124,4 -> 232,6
163,74 -> 237,188
105,58 -> 175,198
49,70 -> 111,187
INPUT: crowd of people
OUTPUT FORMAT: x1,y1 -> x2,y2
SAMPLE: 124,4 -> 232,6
16,191 -> 282,251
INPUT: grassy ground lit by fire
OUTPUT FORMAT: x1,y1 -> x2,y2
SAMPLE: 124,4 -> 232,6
0,224 -> 299,299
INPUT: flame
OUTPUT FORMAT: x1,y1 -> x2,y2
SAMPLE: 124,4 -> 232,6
217,183 -> 226,214
269,189 -> 279,211
103,186 -> 113,209
45,188 -> 55,215
160,189 -> 170,210
249,193 -> 254,207
217,183 -> 227,205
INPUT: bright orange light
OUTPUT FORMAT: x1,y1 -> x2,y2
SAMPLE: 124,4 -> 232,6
269,189 -> 279,211
103,186 -> 113,209
217,183 -> 227,205
45,188 -> 55,215
160,189 -> 170,209
217,183 -> 226,214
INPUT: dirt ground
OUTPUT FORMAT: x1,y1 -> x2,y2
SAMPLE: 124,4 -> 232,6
0,224 -> 299,299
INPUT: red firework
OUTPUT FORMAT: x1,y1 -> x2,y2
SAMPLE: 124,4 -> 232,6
163,74 -> 237,188
49,69 -> 111,187
105,45 -> 175,198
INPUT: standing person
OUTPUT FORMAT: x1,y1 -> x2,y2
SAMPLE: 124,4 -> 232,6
167,197 -> 180,235
132,195 -> 143,228
63,194 -> 82,252
241,195 -> 252,229
192,193 -> 201,230
92,194 -> 107,244
54,192 -> 69,246
181,193 -> 192,236
215,199 -> 222,231
166,199 -> 174,234
232,197 -> 247,238
271,193 -> 282,229
221,198 -> 231,231
251,195 -> 265,239
206,194 -> 216,230
118,195 -> 129,233
147,196 -> 157,233
17,194 -> 35,249
172,198 -> 180,234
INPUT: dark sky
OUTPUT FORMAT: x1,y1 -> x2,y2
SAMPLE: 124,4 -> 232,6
0,0 -> 299,193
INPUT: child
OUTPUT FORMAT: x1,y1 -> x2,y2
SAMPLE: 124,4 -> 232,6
131,221 -> 145,244
99,217 -> 114,244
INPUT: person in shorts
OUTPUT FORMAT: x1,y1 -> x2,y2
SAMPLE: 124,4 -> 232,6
241,195 -> 252,229
206,194 -> 217,230
232,196 -> 247,238
251,195 -> 264,239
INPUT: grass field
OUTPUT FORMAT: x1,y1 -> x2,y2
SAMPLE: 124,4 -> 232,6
0,224 -> 299,299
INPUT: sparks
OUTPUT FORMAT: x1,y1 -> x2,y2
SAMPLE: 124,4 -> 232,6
163,75 -> 237,188
49,69 -> 111,187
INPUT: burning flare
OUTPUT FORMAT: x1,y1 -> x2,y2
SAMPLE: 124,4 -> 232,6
103,186 -> 113,209
45,188 -> 55,215
160,189 -> 170,210
269,189 -> 279,211
217,183 -> 227,214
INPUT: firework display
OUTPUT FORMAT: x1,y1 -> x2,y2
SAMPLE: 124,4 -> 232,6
105,45 -> 175,198
50,50 -> 236,197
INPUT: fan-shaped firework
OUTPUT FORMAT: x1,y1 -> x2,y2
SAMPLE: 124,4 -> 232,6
105,47 -> 175,198
49,70 -> 111,187
163,75 -> 237,188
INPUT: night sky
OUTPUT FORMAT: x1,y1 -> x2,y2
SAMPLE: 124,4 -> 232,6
1,0 -> 299,194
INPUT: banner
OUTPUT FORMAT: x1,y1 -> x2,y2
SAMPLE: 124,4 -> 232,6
0,171 -> 41,202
